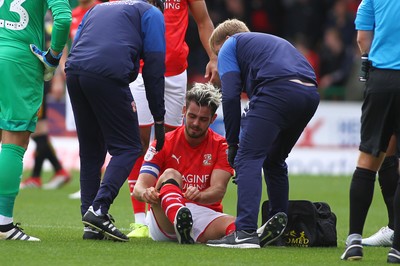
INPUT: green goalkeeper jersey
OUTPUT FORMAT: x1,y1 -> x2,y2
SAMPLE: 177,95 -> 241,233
0,0 -> 71,67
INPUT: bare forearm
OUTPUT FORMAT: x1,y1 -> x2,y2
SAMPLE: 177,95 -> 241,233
198,23 -> 216,60
357,30 -> 373,54
194,186 -> 226,205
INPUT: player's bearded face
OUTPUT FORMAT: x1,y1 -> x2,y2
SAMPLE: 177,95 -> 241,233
184,102 -> 212,139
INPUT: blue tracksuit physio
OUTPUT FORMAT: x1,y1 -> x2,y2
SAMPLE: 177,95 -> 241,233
65,0 -> 166,216
218,32 -> 320,231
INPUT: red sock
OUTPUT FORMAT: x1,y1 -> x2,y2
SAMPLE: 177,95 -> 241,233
128,155 -> 146,214
225,222 -> 236,235
159,184 -> 185,224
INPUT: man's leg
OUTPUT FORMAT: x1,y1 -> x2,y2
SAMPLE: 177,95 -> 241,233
127,75 -> 152,236
0,131 -> 39,241
127,126 -> 151,238
363,139 -> 398,247
151,169 -> 194,244
72,74 -> 141,241
341,151 -> 385,260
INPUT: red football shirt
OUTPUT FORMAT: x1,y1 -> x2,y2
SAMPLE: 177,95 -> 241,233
70,1 -> 101,40
141,126 -> 234,212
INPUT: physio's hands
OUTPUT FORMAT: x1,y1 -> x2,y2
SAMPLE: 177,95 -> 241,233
154,121 -> 165,151
228,144 -> 238,168
30,44 -> 62,81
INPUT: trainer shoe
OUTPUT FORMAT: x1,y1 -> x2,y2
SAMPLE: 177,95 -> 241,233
0,223 -> 40,241
341,239 -> 363,261
82,206 -> 128,242
257,212 -> 288,247
207,230 -> 260,249
68,190 -> 81,200
127,223 -> 149,238
20,177 -> 41,189
83,226 -> 107,240
174,206 -> 194,244
43,169 -> 71,190
362,226 -> 394,247
388,248 -> 400,263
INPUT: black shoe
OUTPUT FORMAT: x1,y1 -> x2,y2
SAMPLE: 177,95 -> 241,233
257,212 -> 288,247
82,206 -> 128,242
388,248 -> 400,263
174,207 -> 194,244
207,230 -> 260,249
83,226 -> 107,240
341,239 -> 363,260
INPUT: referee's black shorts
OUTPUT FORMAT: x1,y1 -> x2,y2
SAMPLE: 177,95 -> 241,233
360,68 -> 400,157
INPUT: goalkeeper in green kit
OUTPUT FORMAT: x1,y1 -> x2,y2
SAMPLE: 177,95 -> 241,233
0,0 -> 71,241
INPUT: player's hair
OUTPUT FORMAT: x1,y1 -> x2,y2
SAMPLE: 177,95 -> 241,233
147,0 -> 165,13
209,19 -> 250,55
186,83 -> 221,116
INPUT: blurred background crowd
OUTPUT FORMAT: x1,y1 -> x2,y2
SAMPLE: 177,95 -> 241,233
63,0 -> 363,102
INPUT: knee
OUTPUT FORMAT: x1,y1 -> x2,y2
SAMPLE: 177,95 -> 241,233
380,155 -> 399,172
357,151 -> 385,172
157,168 -> 182,189
264,159 -> 288,173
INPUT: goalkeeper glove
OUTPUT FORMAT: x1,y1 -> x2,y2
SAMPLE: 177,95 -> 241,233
154,121 -> 165,151
227,144 -> 238,168
30,44 -> 62,81
359,53 -> 371,82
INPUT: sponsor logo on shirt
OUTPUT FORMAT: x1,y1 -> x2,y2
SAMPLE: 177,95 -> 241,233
182,174 -> 210,191
165,0 -> 181,10
144,146 -> 156,161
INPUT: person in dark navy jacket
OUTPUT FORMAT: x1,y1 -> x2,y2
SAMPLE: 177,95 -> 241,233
65,0 -> 166,242
206,19 -> 320,249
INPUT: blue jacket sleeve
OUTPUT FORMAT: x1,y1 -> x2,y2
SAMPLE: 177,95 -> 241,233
141,7 -> 166,122
71,9 -> 90,49
219,37 -> 242,146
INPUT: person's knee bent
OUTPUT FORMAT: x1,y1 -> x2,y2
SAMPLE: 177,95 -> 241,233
156,168 -> 183,189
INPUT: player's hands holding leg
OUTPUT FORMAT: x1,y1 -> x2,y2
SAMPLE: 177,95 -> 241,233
184,186 -> 201,202
154,121 -> 165,151
30,44 -> 62,81
141,187 -> 160,205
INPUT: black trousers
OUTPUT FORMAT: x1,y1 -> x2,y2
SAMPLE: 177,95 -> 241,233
66,73 -> 142,216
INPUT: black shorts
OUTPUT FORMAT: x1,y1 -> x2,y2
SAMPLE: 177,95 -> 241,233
360,68 -> 400,156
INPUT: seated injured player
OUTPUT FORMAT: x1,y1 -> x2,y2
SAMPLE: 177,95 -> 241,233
133,82 -> 236,244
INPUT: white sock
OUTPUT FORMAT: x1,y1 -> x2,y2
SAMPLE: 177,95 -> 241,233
347,233 -> 362,245
0,214 -> 13,225
135,213 -> 146,225
90,206 -> 102,216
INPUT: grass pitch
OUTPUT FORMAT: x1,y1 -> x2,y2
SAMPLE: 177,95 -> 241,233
0,172 -> 390,265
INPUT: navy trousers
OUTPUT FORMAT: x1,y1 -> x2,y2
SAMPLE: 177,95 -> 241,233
66,73 -> 142,216
234,80 -> 320,231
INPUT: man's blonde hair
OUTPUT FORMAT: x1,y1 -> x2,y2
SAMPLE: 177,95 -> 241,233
186,83 -> 221,116
209,19 -> 250,55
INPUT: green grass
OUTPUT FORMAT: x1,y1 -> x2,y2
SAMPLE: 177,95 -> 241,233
0,172 -> 390,265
